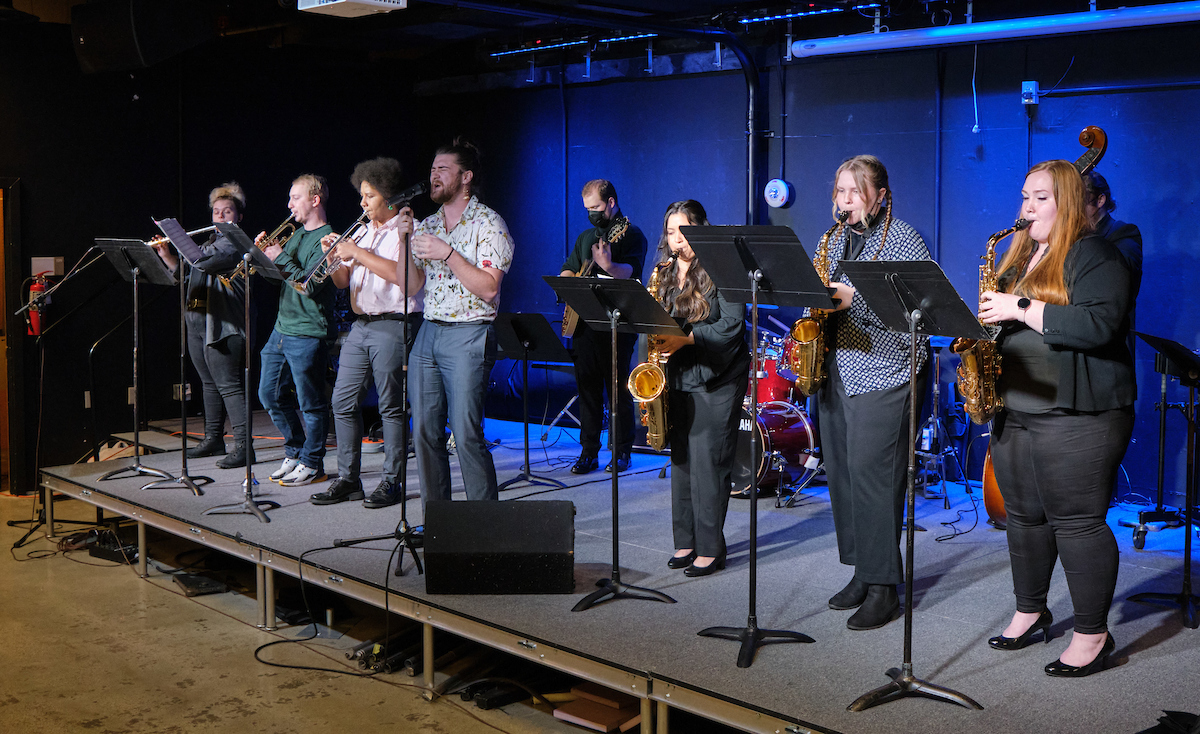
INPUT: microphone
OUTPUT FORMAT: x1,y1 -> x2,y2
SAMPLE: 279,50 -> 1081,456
387,181 -> 429,208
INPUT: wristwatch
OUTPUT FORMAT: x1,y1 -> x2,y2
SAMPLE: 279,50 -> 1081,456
1017,297 -> 1031,310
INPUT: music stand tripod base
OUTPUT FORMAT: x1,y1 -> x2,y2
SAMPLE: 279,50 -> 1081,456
204,478 -> 281,524
698,617 -> 814,669
572,575 -> 676,612
848,664 -> 983,712
143,474 -> 210,496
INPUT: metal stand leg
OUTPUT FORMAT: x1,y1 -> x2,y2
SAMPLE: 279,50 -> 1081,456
639,698 -> 652,734
256,565 -> 267,628
137,521 -> 148,578
655,700 -> 669,734
263,567 -> 277,631
422,623 -> 436,700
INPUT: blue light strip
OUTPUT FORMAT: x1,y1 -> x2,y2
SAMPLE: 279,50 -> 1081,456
738,7 -> 842,25
490,32 -> 658,58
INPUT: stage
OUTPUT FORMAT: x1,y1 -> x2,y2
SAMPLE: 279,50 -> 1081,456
36,415 -> 1199,734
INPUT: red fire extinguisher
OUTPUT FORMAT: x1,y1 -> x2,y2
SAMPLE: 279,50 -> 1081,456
27,273 -> 48,336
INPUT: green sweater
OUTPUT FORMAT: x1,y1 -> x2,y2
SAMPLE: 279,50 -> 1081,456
272,224 -> 336,340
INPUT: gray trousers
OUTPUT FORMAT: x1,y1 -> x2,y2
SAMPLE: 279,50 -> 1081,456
331,318 -> 413,485
817,358 -> 925,586
409,320 -> 498,503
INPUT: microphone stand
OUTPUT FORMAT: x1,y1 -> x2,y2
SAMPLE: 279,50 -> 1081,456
332,196 -> 425,576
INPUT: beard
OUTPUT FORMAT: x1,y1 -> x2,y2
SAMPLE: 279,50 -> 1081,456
430,178 -> 462,205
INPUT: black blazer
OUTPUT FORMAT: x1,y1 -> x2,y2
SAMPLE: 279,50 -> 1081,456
667,285 -> 749,393
1029,234 -> 1136,412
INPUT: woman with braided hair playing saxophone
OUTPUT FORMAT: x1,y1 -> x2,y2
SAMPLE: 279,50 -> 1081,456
980,159 -> 1134,677
816,155 -> 931,631
653,200 -> 749,577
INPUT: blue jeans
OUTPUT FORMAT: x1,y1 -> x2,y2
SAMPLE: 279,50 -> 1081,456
258,328 -> 330,469
410,321 -> 498,503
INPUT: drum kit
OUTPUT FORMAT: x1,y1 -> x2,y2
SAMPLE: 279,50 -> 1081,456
731,332 -> 822,503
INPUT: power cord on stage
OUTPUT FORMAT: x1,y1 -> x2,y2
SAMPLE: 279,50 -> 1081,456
934,433 -> 985,542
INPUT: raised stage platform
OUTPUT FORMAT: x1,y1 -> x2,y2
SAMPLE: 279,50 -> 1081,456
37,416 -> 1199,734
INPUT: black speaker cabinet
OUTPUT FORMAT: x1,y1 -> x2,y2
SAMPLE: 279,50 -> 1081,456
424,500 -> 575,595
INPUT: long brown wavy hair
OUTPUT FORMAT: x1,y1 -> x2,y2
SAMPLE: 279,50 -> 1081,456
996,159 -> 1092,305
830,155 -> 893,261
654,200 -> 715,324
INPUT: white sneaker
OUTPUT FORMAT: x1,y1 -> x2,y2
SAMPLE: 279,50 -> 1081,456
269,457 -> 300,482
279,463 -> 327,487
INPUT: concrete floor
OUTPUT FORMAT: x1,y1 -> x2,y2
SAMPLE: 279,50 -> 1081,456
0,492 -> 568,734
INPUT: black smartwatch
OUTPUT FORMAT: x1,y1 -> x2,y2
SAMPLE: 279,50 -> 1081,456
1017,297 -> 1031,310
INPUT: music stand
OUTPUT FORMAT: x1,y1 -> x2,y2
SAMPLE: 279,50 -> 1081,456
545,276 -> 681,611
495,313 -> 570,491
202,224 -> 284,523
143,218 -> 215,496
680,225 -> 828,667
94,240 -> 178,484
1128,332 -> 1199,629
838,258 -> 986,712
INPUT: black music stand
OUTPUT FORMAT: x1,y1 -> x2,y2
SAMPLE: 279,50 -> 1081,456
202,224 -> 283,523
680,225 -> 829,667
545,276 -> 682,611
143,218 -> 215,496
1128,332 -> 1199,629
495,313 -> 570,491
838,259 -> 986,712
94,240 -> 178,484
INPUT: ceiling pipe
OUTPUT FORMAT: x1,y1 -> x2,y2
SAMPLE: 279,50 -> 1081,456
792,0 -> 1200,57
418,0 -> 762,225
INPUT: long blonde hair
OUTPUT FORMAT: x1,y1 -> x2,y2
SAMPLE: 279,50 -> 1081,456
655,200 -> 714,324
997,159 -> 1092,305
831,155 -> 893,260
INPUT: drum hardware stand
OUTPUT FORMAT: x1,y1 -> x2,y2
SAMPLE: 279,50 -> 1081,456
840,259 -> 985,712
144,219 -> 218,496
682,226 -> 819,667
495,313 -> 568,491
546,276 -> 678,611
781,449 -> 823,509
541,394 -> 581,440
204,231 -> 283,523
93,240 -> 178,485
1118,354 -> 1186,549
1127,333 -> 1200,629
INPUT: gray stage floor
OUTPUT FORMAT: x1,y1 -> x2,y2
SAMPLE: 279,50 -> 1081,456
40,414 -> 1200,734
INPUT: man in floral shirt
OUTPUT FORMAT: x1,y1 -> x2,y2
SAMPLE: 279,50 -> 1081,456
405,139 -> 514,505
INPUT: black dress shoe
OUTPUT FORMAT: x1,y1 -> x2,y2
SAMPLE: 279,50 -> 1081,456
684,552 -> 726,577
570,454 -> 599,474
989,609 -> 1054,650
363,479 -> 402,509
215,442 -> 255,469
1044,633 -> 1115,678
605,454 -> 631,473
828,576 -> 869,610
847,585 -> 902,630
310,477 -> 365,505
187,435 -> 226,458
667,550 -> 696,569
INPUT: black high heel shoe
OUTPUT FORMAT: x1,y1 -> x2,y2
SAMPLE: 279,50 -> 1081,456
1044,633 -> 1115,678
684,552 -> 726,577
667,550 -> 696,570
989,609 -> 1054,650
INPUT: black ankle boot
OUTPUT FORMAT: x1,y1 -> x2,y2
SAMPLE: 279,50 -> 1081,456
846,584 -> 902,630
216,441 -> 255,469
187,434 -> 226,458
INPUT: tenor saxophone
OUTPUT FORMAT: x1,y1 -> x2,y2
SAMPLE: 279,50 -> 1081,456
627,255 -> 677,451
783,211 -> 849,396
951,218 -> 1030,424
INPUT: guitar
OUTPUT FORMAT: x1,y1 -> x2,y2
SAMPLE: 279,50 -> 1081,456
561,216 -> 630,338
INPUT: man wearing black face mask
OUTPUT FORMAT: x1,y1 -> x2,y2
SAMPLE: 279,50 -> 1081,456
559,179 -> 647,473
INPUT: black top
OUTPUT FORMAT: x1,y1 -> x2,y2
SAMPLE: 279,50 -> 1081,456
997,234 -> 1135,413
666,285 -> 749,393
185,231 -> 247,346
561,215 -> 648,281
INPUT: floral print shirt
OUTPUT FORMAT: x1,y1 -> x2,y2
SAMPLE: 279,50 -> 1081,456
413,195 -> 514,322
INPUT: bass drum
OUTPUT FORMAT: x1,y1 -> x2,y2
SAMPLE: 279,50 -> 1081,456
731,401 -> 817,497
749,356 -> 797,404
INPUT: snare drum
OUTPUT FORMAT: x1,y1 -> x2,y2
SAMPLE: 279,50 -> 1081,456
749,357 -> 796,404
731,401 -> 818,496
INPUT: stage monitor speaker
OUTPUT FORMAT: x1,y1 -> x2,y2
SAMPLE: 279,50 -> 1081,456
72,0 -> 214,74
424,500 -> 575,595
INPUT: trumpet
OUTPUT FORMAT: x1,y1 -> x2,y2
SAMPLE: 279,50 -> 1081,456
288,211 -> 369,294
219,214 -> 298,286
145,224 -> 216,248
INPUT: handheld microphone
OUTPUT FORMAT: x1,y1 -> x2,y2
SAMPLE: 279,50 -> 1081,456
386,181 -> 429,208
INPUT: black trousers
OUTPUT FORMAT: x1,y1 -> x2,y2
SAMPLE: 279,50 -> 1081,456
991,407 -> 1134,634
186,312 -> 246,444
572,323 -> 636,456
817,358 -> 925,586
668,373 -> 746,558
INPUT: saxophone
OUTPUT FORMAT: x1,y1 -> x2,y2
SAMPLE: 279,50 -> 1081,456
783,211 -> 849,397
951,218 -> 1030,424
627,254 -> 677,451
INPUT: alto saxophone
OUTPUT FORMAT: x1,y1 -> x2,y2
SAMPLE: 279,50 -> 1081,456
951,218 -> 1030,424
627,254 -> 677,451
783,211 -> 849,396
